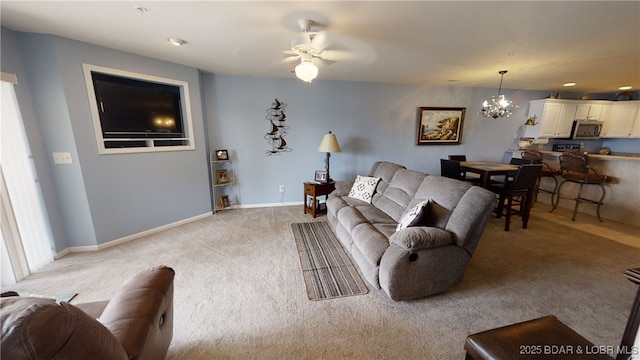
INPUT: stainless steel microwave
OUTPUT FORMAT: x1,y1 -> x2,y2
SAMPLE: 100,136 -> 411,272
570,120 -> 603,139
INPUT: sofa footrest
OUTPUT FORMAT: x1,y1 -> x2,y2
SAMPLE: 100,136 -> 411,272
464,315 -> 613,360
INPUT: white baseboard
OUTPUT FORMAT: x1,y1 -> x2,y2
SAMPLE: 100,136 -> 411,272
236,201 -> 303,208
55,212 -> 213,258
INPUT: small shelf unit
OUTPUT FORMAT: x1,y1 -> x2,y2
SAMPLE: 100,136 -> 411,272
211,159 -> 237,212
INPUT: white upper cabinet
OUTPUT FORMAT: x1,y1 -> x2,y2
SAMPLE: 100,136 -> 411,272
601,101 -> 640,138
524,99 -> 578,138
575,101 -> 610,121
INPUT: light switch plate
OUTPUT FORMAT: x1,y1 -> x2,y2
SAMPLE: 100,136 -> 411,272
52,152 -> 72,164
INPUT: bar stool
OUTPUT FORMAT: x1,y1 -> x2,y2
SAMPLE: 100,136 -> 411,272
522,149 -> 561,203
551,151 -> 612,222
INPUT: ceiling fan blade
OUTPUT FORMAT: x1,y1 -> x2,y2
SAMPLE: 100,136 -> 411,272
309,30 -> 331,50
283,55 -> 300,63
320,50 -> 358,62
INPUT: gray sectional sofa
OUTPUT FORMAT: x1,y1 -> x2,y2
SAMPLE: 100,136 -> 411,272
326,161 -> 496,301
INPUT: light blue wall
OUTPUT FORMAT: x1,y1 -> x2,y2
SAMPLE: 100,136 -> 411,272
4,27 -> 637,252
203,74 -> 550,205
3,29 -> 211,250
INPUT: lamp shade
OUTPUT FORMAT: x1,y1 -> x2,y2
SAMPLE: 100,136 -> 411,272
317,133 -> 341,153
295,61 -> 318,83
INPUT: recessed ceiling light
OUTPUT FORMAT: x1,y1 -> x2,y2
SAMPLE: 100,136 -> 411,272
563,82 -> 576,87
619,86 -> 633,90
168,38 -> 187,46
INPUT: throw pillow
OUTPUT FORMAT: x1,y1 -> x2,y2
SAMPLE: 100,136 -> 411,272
348,175 -> 381,203
396,200 -> 431,232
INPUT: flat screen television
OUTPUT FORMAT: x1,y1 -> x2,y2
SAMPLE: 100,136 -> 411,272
90,72 -> 185,139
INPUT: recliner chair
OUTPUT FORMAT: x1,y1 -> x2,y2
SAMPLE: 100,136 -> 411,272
1,265 -> 175,360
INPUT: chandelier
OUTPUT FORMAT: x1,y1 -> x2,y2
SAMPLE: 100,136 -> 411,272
481,70 -> 515,118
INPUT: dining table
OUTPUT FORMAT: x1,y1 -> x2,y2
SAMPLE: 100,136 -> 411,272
459,161 -> 520,189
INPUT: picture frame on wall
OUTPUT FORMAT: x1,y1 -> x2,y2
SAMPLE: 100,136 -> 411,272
416,107 -> 466,145
314,170 -> 328,183
216,169 -> 229,184
215,149 -> 229,160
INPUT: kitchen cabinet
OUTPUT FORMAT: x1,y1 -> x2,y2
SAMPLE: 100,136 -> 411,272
575,101 -> 610,121
524,99 -> 578,138
601,101 -> 640,138
631,105 -> 640,137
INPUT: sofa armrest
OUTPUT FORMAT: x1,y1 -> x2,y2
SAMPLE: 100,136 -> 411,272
98,265 -> 175,360
389,227 -> 455,251
331,180 -> 354,197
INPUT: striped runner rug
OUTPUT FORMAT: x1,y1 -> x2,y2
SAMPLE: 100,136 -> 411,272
291,222 -> 369,301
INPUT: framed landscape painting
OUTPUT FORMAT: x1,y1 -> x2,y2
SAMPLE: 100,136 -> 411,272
416,107 -> 465,145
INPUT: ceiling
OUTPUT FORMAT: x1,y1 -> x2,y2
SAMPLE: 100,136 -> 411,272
2,1 -> 639,94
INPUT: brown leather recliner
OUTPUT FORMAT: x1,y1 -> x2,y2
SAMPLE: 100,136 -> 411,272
1,265 -> 175,360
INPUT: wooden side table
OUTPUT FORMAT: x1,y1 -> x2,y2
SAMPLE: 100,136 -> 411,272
303,182 -> 335,218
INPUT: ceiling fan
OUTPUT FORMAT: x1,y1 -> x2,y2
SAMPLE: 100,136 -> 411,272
283,18 -> 354,83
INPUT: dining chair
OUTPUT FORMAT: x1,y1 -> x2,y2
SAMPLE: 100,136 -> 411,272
447,155 -> 467,161
489,157 -> 533,185
521,148 -> 561,203
509,158 -> 534,165
440,159 -> 479,184
551,151 -> 612,221
488,164 -> 542,231
447,155 -> 480,181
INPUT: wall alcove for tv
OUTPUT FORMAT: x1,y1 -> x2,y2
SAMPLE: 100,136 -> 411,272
83,64 -> 195,154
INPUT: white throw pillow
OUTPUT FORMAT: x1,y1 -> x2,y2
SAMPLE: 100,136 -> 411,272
396,200 -> 430,232
348,175 -> 381,203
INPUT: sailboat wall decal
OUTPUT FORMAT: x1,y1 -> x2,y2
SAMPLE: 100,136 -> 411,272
264,98 -> 292,156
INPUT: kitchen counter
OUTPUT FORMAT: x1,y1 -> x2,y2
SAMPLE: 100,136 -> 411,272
507,149 -> 640,160
541,150 -> 640,160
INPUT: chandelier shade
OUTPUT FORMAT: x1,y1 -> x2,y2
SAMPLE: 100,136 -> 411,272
295,60 -> 318,83
481,70 -> 516,119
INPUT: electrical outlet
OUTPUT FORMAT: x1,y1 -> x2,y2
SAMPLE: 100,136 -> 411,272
279,185 -> 285,193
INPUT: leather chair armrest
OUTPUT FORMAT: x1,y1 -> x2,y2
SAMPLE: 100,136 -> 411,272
389,227 -> 455,251
98,265 -> 175,360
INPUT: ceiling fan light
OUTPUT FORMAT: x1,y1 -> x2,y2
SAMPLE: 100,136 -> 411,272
295,61 -> 318,83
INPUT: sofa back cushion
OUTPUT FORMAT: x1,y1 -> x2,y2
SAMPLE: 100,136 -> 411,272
406,176 -> 473,229
373,168 -> 427,221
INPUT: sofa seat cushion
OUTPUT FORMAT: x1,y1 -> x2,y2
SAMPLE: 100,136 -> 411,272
352,223 -> 393,267
355,204 -> 397,225
326,195 -> 362,221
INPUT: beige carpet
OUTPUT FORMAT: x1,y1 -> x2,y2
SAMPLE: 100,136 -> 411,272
3,204 -> 639,359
